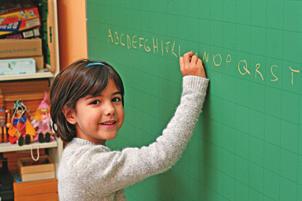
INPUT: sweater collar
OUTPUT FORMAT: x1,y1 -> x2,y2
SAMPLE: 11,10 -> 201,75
71,138 -> 111,151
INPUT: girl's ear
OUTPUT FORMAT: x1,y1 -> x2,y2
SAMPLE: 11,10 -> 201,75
62,106 -> 77,125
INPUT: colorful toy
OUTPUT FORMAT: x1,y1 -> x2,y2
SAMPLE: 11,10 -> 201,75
31,92 -> 54,143
6,100 -> 36,146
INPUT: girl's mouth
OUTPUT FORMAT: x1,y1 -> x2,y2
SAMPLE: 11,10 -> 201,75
99,120 -> 117,129
100,120 -> 116,125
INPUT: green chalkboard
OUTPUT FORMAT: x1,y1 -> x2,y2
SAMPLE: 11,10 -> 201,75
87,0 -> 302,200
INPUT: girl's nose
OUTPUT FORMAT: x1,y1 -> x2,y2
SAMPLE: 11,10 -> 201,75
104,102 -> 115,116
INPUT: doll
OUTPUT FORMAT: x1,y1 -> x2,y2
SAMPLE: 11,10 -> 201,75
31,93 -> 54,143
6,100 -> 36,146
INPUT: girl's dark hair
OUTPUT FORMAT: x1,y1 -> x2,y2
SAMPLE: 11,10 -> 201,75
50,59 -> 124,142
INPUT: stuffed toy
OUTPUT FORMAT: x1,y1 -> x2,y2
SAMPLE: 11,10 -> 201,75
31,93 -> 54,143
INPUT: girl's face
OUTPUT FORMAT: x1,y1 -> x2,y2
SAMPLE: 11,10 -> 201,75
66,79 -> 124,144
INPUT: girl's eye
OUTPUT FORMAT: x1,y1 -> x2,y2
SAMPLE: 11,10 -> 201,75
90,99 -> 101,105
112,97 -> 122,103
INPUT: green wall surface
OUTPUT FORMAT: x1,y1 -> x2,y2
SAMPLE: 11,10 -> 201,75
86,0 -> 302,200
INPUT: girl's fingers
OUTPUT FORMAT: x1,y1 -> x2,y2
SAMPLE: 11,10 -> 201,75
180,51 -> 207,77
184,51 -> 197,70
197,59 -> 206,77
184,51 -> 194,59
183,52 -> 193,68
191,55 -> 198,65
197,58 -> 203,67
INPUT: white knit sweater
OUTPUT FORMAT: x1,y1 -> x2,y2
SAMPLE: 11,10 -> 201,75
58,76 -> 209,201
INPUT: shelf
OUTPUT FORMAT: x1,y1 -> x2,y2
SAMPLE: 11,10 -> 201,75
0,140 -> 58,153
0,72 -> 55,81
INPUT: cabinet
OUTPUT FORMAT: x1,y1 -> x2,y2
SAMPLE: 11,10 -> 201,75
0,0 -> 62,186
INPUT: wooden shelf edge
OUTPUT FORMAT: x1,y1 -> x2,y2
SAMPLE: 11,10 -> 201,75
0,140 -> 58,153
0,72 -> 55,81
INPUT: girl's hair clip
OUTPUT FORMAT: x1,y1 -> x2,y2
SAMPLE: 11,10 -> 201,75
86,62 -> 105,68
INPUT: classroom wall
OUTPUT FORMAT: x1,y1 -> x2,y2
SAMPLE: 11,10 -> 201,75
57,0 -> 88,69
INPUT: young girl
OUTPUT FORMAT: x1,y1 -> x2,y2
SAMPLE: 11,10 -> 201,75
50,51 -> 209,201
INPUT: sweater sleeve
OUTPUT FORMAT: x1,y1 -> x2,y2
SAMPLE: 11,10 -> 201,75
61,76 -> 209,197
